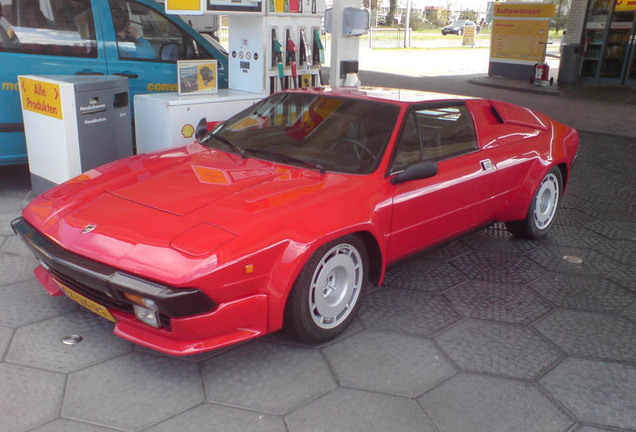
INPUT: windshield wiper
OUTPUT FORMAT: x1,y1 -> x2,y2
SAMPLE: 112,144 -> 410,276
244,148 -> 325,174
199,133 -> 246,159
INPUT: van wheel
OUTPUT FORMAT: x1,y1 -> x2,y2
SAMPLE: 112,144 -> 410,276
285,236 -> 368,343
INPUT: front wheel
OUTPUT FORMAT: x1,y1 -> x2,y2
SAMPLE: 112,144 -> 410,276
506,167 -> 563,239
285,236 -> 368,343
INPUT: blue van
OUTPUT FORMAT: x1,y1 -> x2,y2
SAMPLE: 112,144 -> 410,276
0,0 -> 228,165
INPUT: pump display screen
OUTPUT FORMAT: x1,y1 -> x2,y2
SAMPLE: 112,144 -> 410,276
207,0 -> 262,12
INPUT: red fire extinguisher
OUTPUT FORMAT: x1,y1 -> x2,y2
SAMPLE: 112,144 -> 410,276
533,63 -> 552,85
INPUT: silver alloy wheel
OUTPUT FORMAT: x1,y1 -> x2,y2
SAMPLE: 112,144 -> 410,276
309,243 -> 363,329
533,173 -> 559,229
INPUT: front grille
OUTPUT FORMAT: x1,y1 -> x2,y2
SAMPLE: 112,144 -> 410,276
49,266 -> 132,314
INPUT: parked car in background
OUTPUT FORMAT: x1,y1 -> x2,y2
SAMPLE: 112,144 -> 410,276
441,20 -> 479,35
13,87 -> 578,355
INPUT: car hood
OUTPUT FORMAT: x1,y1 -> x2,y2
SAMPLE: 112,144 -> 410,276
23,145 -> 363,283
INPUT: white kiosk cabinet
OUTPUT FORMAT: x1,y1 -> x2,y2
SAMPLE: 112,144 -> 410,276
18,75 -> 132,195
134,90 -> 263,154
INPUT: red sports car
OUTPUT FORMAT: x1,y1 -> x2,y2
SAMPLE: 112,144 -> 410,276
13,87 -> 579,355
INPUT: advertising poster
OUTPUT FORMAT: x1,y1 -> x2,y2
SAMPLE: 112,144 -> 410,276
490,3 -> 556,64
462,25 -> 476,47
177,60 -> 218,95
19,77 -> 63,120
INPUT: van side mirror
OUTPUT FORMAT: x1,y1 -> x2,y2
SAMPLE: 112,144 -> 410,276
195,117 -> 208,140
390,160 -> 438,184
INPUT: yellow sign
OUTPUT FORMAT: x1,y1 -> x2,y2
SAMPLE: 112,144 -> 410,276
615,0 -> 636,11
491,19 -> 550,63
493,3 -> 556,18
165,0 -> 203,13
19,77 -> 63,120
462,25 -> 476,47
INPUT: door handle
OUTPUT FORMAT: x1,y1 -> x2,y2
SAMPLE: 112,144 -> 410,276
75,70 -> 105,75
113,72 -> 139,79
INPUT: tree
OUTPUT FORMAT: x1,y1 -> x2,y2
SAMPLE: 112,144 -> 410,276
386,0 -> 397,27
459,9 -> 477,22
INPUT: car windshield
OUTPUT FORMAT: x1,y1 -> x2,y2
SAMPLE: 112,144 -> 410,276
208,93 -> 399,174
452,20 -> 466,26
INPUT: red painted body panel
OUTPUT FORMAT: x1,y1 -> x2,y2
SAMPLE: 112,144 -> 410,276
19,88 -> 578,355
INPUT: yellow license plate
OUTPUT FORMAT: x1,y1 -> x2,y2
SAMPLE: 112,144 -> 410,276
58,282 -> 116,323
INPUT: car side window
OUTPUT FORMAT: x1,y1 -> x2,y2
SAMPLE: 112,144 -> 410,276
0,0 -> 97,57
109,0 -> 211,62
392,104 -> 477,172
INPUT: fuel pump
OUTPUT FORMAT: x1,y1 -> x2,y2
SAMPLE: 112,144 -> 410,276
286,30 -> 298,88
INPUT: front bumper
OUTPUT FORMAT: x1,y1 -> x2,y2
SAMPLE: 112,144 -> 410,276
12,217 -> 269,355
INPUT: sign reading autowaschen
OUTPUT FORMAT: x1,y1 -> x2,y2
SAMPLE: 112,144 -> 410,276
490,3 -> 556,65
19,77 -> 62,120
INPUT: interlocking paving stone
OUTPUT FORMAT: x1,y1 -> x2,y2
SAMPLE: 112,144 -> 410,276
146,403 -> 286,432
358,288 -> 461,336
0,326 -> 13,359
577,427 -> 613,432
540,358 -> 636,430
203,341 -> 336,414
29,419 -> 116,432
554,208 -> 599,227
419,373 -> 572,432
530,274 -> 636,312
450,251 -> 545,284
0,234 -> 32,257
0,211 -> 22,236
0,279 -> 77,328
0,364 -> 65,432
595,238 -> 636,266
586,219 -> 636,240
461,224 -> 542,254
6,310 -> 133,373
323,331 -> 455,397
63,353 -> 204,431
624,302 -> 636,322
526,246 -> 622,277
419,239 -> 471,260
542,226 -> 608,249
444,281 -> 552,324
286,388 -> 436,432
435,320 -> 561,379
610,265 -> 636,293
535,310 -> 636,362
382,257 -> 466,292
0,253 -> 37,286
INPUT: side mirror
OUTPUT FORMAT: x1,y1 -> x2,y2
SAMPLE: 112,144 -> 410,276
195,117 -> 208,140
390,160 -> 438,184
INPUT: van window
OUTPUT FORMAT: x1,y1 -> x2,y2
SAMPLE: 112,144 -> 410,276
0,0 -> 97,57
109,0 -> 212,62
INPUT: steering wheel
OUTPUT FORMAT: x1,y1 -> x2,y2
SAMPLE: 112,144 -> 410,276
330,138 -> 375,161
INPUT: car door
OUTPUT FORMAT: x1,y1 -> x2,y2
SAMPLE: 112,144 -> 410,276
0,0 -> 107,165
98,0 -> 226,102
386,103 -> 498,262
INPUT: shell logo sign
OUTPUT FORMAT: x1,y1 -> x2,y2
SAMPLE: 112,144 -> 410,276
181,124 -> 195,138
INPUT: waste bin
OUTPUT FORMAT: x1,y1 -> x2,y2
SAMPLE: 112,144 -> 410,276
557,43 -> 581,86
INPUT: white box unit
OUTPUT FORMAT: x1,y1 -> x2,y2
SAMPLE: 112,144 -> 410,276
134,90 -> 264,154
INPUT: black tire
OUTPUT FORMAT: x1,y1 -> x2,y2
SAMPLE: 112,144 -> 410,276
506,167 -> 563,239
285,235 -> 368,343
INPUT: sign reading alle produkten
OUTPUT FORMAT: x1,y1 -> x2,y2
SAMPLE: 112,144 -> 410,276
490,2 -> 556,66
19,77 -> 63,120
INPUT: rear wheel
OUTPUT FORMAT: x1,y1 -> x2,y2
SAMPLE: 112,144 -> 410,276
506,167 -> 562,239
285,236 -> 368,343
